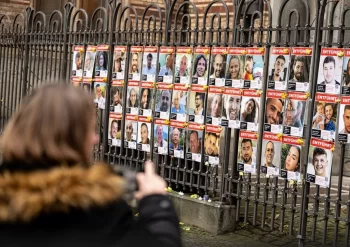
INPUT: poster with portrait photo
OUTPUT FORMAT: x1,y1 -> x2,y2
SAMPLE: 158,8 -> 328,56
175,47 -> 193,84
83,46 -> 97,80
237,130 -> 258,174
186,123 -> 204,163
307,138 -> 334,187
264,90 -> 285,134
311,93 -> 338,142
158,47 -> 175,83
267,47 -> 290,90
112,46 -> 127,81
94,45 -> 109,81
93,82 -> 107,110
240,89 -> 260,132
221,88 -> 241,129
204,124 -> 221,166
129,46 -> 143,82
243,47 -> 265,89
282,92 -> 307,138
139,85 -> 154,117
342,49 -> 350,95
124,114 -> 138,150
209,47 -> 227,87
317,47 -> 343,94
288,47 -> 312,92
280,136 -> 302,180
155,83 -> 172,120
192,47 -> 210,85
109,81 -> 124,114
82,82 -> 92,93
72,46 -> 84,79
108,113 -> 122,147
142,46 -> 158,83
261,132 -> 281,176
170,84 -> 188,122
188,85 -> 206,124
154,119 -> 169,155
206,86 -> 223,126
169,121 -> 186,159
137,117 -> 152,153
126,82 -> 140,115
225,47 -> 246,87
338,96 -> 350,143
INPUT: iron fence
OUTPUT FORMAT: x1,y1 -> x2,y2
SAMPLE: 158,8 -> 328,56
1,0 -> 350,246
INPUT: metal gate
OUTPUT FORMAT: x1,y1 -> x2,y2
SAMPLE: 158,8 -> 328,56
0,0 -> 350,246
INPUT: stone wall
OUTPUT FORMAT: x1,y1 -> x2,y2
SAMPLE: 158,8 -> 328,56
0,0 -> 30,21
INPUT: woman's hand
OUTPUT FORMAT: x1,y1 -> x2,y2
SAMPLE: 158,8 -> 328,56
135,161 -> 167,200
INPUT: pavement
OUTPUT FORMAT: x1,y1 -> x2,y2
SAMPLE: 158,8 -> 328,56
181,222 -> 339,247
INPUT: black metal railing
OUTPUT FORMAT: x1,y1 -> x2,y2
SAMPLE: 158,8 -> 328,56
1,0 -> 350,246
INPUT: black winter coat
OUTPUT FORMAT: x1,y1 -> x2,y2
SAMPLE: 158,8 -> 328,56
0,162 -> 181,247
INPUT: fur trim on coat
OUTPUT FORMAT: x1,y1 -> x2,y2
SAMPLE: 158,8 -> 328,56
0,163 -> 125,223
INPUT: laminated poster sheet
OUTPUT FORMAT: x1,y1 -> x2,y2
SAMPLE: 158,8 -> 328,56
267,47 -> 290,91
237,130 -> 258,174
154,119 -> 169,155
209,47 -> 227,87
288,47 -> 313,92
192,47 -> 210,85
261,132 -> 281,176
175,47 -> 193,85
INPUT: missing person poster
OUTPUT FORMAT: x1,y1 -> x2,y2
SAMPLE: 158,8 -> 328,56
154,119 -> 169,155
261,132 -> 281,176
186,123 -> 204,163
155,83 -> 172,120
338,96 -> 350,142
206,86 -> 223,126
124,114 -> 138,150
94,45 -> 109,81
237,130 -> 258,174
170,84 -> 188,122
175,47 -> 193,84
188,84 -> 206,124
342,49 -> 350,95
267,47 -> 290,90
72,46 -> 84,79
240,89 -> 261,132
142,46 -> 158,83
311,93 -> 338,142
307,138 -> 334,187
264,90 -> 285,134
192,47 -> 210,85
225,47 -> 246,87
112,46 -> 127,81
283,91 -> 307,137
139,84 -> 154,117
288,47 -> 313,92
94,82 -> 106,110
108,113 -> 122,147
126,82 -> 140,116
204,124 -> 221,166
221,87 -> 241,129
137,116 -> 152,152
83,46 -> 97,80
110,81 -> 123,114
209,47 -> 227,87
129,46 -> 143,82
243,47 -> 264,89
158,47 -> 175,83
317,47 -> 343,95
169,120 -> 186,159
280,136 -> 302,180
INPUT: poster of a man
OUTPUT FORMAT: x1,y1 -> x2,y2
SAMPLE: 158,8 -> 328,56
282,92 -> 306,137
204,124 -> 221,166
237,131 -> 258,174
209,48 -> 227,86
83,46 -> 97,79
112,46 -> 126,80
188,89 -> 205,124
72,46 -> 84,78
206,90 -> 223,126
124,119 -> 137,149
126,86 -> 139,115
267,47 -> 290,90
129,46 -> 143,82
264,91 -> 285,134
343,50 -> 350,89
192,47 -> 210,85
221,88 -> 241,129
337,99 -> 350,142
175,47 -> 193,84
155,89 -> 171,120
94,83 -> 106,110
154,123 -> 169,155
186,123 -> 203,162
137,120 -> 151,152
108,117 -> 122,147
110,84 -> 123,114
158,47 -> 175,83
317,48 -> 343,94
142,47 -> 158,83
307,138 -> 333,187
169,126 -> 185,159
261,133 -> 281,176
171,89 -> 188,122
288,48 -> 312,92
139,87 -> 153,116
